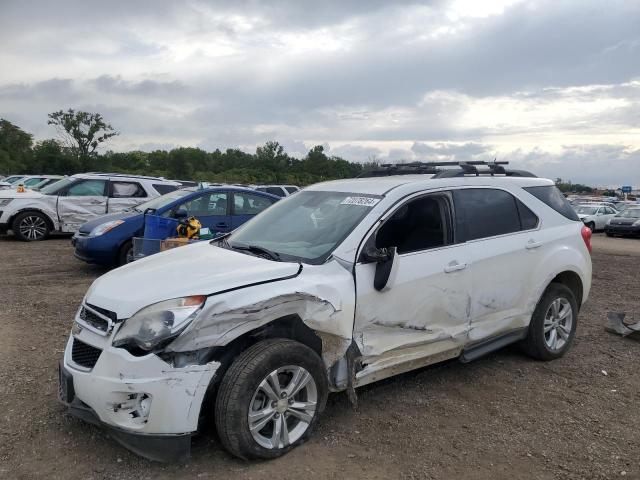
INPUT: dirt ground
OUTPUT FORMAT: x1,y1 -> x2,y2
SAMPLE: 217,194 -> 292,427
1,233 -> 639,480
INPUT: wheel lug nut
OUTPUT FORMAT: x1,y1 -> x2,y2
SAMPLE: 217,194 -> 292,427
271,401 -> 277,407
281,392 -> 287,398
274,413 -> 280,418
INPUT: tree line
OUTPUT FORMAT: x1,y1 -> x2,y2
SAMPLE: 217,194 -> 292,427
0,112 -> 368,185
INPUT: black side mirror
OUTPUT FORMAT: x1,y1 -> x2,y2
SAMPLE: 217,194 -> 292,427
360,246 -> 397,291
174,208 -> 188,219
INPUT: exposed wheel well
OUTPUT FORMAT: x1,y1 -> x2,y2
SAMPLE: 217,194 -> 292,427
208,315 -> 322,366
550,271 -> 583,309
197,315 -> 323,428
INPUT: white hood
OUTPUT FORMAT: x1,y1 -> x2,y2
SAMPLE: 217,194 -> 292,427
0,189 -> 45,199
85,241 -> 301,318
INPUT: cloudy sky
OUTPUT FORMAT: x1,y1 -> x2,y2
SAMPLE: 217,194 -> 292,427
1,0 -> 639,186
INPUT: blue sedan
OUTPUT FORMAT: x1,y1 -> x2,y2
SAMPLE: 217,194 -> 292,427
72,186 -> 280,267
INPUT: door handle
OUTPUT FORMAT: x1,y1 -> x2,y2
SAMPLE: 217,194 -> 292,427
444,261 -> 467,273
525,240 -> 542,249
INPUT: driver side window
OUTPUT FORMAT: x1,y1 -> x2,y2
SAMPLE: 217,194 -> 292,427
376,195 -> 451,254
65,180 -> 107,197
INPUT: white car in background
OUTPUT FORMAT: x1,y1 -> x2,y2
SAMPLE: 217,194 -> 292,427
254,185 -> 300,197
573,204 -> 619,231
0,173 -> 181,241
0,174 -> 64,190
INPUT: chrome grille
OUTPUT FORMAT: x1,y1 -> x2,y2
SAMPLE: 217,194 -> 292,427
79,306 -> 109,332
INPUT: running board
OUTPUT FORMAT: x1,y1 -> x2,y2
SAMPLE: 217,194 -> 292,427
459,328 -> 528,363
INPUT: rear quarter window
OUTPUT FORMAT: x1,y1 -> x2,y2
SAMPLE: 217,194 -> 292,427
523,186 -> 579,221
453,188 -> 524,241
153,184 -> 179,195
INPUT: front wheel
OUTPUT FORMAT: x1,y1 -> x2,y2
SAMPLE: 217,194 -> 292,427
12,211 -> 51,241
522,283 -> 578,361
214,339 -> 328,459
586,222 -> 595,232
117,240 -> 134,266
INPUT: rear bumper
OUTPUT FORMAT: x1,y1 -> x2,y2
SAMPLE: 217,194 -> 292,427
59,362 -> 192,462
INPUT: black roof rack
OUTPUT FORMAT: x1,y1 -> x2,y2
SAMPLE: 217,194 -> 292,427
358,161 -> 536,178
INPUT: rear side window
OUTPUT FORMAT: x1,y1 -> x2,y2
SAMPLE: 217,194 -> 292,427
111,181 -> 146,198
285,186 -> 299,194
153,184 -> 179,195
233,192 -> 276,215
524,186 -> 579,221
453,188 -> 537,241
266,187 -> 285,197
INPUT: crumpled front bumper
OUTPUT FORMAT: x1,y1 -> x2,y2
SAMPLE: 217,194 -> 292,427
60,333 -> 220,461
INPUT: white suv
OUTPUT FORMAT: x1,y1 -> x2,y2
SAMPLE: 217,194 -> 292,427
59,163 -> 592,462
0,173 -> 181,241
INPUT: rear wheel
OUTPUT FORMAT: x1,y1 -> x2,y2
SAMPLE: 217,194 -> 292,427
12,211 -> 50,241
522,283 -> 578,361
214,339 -> 328,459
117,240 -> 134,266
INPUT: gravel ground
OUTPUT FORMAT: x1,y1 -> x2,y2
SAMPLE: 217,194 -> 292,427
0,233 -> 639,480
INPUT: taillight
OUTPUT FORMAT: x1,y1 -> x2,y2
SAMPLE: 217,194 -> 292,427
581,225 -> 592,254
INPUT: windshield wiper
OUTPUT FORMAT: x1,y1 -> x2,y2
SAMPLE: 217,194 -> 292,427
230,243 -> 281,261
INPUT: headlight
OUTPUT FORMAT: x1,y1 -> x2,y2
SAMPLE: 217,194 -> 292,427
113,296 -> 206,351
0,199 -> 13,207
90,220 -> 124,237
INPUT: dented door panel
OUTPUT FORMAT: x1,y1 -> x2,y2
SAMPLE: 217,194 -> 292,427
353,245 -> 472,378
58,196 -> 108,232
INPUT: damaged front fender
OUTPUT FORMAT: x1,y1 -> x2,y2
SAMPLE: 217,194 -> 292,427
166,259 -> 356,374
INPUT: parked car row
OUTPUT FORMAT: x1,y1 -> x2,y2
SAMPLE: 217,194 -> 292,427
571,201 -> 640,237
0,174 -> 64,190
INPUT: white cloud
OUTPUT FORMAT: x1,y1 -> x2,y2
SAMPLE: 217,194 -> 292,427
0,0 -> 639,184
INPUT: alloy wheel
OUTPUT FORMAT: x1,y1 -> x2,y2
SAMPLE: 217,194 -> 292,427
248,365 -> 318,450
19,215 -> 47,240
544,297 -> 573,351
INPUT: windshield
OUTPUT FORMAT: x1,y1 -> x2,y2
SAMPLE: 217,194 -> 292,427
40,177 -> 74,195
5,176 -> 25,184
575,206 -> 598,215
22,177 -> 45,187
227,190 -> 381,264
133,188 -> 195,212
617,208 -> 640,219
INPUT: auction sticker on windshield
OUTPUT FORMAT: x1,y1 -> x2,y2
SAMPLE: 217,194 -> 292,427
340,196 -> 380,207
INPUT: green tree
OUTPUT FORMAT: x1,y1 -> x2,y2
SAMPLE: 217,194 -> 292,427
47,109 -> 119,162
32,139 -> 79,174
0,119 -> 33,173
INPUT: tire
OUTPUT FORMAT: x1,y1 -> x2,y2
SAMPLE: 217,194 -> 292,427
117,240 -> 134,266
522,283 -> 578,361
214,339 -> 328,460
12,211 -> 51,242
586,222 -> 595,232
606,232 -> 613,237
